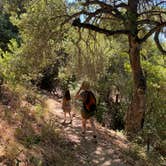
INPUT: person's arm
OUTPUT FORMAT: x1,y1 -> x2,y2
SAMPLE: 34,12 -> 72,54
75,87 -> 83,100
62,97 -> 65,106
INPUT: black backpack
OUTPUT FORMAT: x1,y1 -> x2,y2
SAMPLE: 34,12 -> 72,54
83,90 -> 97,111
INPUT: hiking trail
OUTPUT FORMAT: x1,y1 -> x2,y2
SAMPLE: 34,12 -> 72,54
45,98 -> 140,166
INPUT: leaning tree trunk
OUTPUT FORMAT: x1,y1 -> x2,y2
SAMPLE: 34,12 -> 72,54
125,35 -> 146,134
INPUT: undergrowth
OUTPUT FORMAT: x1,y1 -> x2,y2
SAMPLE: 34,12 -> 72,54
0,84 -> 79,165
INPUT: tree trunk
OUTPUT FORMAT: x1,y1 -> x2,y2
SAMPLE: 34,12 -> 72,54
125,35 -> 146,134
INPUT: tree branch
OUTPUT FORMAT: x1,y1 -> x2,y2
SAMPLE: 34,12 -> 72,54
138,10 -> 166,17
63,5 -> 123,26
82,8 -> 119,22
82,0 -> 125,20
72,21 -> 129,36
115,2 -> 128,9
137,19 -> 159,26
155,1 -> 166,7
83,0 -> 128,9
154,30 -> 166,54
139,22 -> 166,43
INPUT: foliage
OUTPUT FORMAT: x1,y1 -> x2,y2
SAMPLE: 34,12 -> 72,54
124,142 -> 165,166
64,29 -> 111,82
0,12 -> 19,51
0,0 -> 71,89
125,40 -> 166,157
0,40 -> 24,84
0,0 -> 165,162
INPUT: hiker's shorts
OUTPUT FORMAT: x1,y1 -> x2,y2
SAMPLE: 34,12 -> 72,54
81,108 -> 95,119
62,103 -> 71,112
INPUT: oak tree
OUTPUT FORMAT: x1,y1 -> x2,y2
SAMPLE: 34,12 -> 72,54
69,0 -> 166,134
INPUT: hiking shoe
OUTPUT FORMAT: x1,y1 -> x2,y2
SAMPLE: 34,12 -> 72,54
61,120 -> 66,124
93,135 -> 97,143
81,131 -> 85,136
69,120 -> 72,124
93,135 -> 97,139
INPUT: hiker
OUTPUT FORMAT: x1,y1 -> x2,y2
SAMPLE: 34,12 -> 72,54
62,89 -> 72,124
75,81 -> 97,139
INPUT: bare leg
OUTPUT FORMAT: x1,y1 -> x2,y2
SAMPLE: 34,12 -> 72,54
63,112 -> 66,123
82,118 -> 87,135
69,112 -> 72,123
90,117 -> 96,138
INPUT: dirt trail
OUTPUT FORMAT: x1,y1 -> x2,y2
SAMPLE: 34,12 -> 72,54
45,98 -> 137,166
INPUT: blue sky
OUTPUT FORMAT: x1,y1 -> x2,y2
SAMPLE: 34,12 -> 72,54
66,0 -> 75,3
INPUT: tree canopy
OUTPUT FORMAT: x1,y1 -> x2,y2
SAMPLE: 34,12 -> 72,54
0,1 -> 165,162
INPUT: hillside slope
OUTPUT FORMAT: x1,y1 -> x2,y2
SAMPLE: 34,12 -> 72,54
0,95 -> 151,166
45,98 -> 145,166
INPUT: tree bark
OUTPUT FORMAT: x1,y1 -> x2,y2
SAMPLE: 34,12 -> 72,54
125,35 -> 146,134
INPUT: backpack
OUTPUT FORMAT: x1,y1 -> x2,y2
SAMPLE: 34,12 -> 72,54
83,90 -> 97,111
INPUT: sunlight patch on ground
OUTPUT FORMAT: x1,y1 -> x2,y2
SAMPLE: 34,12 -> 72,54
103,160 -> 113,166
95,146 -> 103,155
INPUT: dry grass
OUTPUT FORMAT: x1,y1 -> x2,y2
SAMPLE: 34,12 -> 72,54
0,85 -> 80,165
0,84 -> 164,166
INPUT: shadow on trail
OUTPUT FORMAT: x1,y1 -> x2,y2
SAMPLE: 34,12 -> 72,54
48,98 -> 133,166
0,97 -> 134,166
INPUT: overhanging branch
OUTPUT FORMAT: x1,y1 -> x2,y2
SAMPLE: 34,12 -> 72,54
139,22 -> 166,43
154,30 -> 166,54
155,1 -> 166,7
138,10 -> 166,17
82,0 -> 125,20
72,21 -> 129,36
137,19 -> 159,26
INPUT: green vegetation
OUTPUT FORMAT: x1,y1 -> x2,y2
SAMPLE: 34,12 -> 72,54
0,0 -> 165,165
